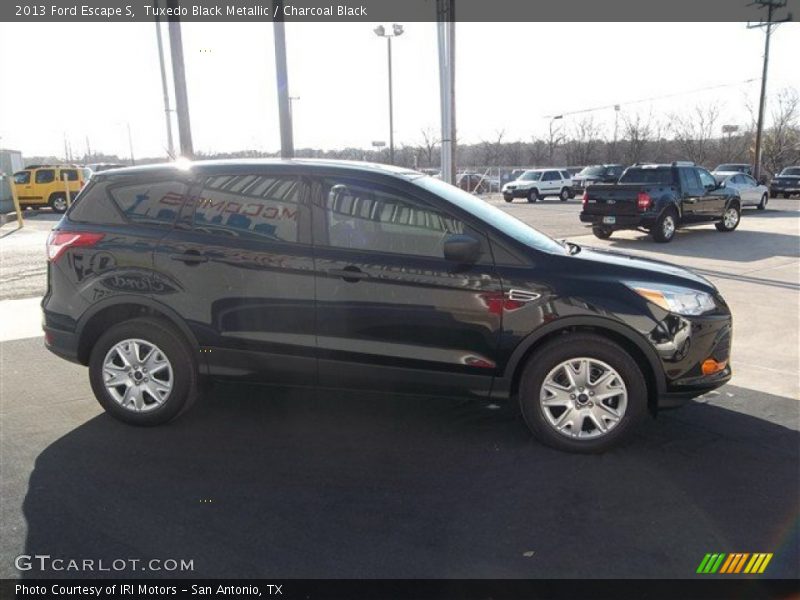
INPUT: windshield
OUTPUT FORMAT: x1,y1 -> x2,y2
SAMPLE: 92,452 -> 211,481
518,170 -> 542,181
578,166 -> 605,177
619,168 -> 674,185
780,167 -> 800,177
415,176 -> 568,255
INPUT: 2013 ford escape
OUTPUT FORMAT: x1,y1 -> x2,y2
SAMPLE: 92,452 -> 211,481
43,160 -> 732,452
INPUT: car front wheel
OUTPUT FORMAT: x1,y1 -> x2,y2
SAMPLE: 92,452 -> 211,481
89,317 -> 198,426
527,189 -> 539,203
757,194 -> 768,210
715,203 -> 741,232
518,334 -> 647,453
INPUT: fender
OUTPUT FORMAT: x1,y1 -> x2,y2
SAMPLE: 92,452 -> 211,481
76,294 -> 202,358
491,314 -> 666,400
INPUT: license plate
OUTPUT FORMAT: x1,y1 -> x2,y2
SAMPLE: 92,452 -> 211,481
603,216 -> 616,224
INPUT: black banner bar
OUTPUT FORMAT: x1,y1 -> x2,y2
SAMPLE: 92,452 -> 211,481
3,0 -> 799,22
3,579 -> 800,600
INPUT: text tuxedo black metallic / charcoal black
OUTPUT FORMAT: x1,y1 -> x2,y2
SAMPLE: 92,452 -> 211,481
42,160 -> 732,452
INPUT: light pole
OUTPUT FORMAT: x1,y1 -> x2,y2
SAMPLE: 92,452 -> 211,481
548,115 -> 563,164
374,24 -> 404,165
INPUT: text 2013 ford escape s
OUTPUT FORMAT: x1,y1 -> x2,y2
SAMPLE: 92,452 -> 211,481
43,160 -> 732,453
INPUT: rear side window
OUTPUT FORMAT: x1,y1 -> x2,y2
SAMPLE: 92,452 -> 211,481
109,180 -> 187,227
316,178 -> 467,258
60,169 -> 79,181
619,168 -> 674,185
679,168 -> 702,191
14,172 -> 30,184
542,171 -> 559,181
191,174 -> 305,244
35,169 -> 55,184
560,171 -> 571,179
67,180 -> 127,225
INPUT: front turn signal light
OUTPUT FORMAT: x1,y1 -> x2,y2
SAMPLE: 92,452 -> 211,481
701,358 -> 727,376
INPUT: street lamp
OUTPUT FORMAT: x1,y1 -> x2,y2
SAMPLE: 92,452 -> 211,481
374,23 -> 404,165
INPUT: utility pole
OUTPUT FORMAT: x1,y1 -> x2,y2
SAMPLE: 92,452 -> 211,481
167,0 -> 194,158
127,122 -> 136,166
374,24 -> 404,165
436,0 -> 456,184
748,0 -> 792,181
273,0 -> 294,159
154,0 -> 175,159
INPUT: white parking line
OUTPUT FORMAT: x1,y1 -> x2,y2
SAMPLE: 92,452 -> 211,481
0,296 -> 44,342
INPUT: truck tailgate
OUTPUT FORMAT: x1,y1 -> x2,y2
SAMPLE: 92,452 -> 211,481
582,184 -> 642,216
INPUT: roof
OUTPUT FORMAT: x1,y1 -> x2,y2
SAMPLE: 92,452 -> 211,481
93,158 -> 425,181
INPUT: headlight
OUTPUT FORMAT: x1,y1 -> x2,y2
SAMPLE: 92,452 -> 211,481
626,282 -> 716,316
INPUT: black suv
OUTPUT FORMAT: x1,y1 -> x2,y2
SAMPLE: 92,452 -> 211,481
580,162 -> 741,242
43,160 -> 732,453
571,164 -> 625,193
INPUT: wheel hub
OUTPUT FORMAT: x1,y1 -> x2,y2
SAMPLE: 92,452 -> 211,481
102,338 -> 173,413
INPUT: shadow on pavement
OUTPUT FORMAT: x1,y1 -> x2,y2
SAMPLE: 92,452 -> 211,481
22,383 -> 799,579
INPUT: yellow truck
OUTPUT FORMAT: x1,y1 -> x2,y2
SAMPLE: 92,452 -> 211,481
13,165 -> 89,213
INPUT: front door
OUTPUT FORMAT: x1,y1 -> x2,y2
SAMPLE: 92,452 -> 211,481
678,167 -> 705,220
310,175 -> 504,398
154,171 -> 317,386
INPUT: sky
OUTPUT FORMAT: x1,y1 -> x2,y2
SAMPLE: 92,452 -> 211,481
0,22 -> 798,160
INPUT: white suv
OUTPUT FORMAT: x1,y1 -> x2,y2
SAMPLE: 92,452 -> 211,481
502,168 -> 574,203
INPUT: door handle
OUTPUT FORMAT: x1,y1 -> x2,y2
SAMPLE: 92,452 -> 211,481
329,266 -> 368,282
170,252 -> 208,265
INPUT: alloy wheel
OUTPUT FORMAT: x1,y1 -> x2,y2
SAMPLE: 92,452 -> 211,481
102,338 -> 173,412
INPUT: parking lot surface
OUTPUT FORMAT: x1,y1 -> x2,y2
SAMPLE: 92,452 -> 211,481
0,198 -> 798,579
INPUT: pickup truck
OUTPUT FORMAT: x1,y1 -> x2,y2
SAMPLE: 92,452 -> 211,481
579,163 -> 741,243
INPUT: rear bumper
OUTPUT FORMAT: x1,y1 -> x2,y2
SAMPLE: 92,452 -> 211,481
579,213 -> 656,229
42,308 -> 82,365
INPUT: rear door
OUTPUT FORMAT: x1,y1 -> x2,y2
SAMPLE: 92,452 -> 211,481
311,174 -> 503,398
153,170 -> 317,385
34,168 -> 57,205
540,170 -> 559,195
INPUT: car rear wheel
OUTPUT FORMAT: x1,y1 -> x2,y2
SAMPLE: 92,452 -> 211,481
89,317 -> 198,426
651,208 -> 677,243
49,193 -> 68,213
757,194 -> 768,210
592,226 -> 613,239
715,203 -> 740,232
527,189 -> 539,203
784,193 -> 791,199
518,334 -> 647,453
503,195 -> 513,203
559,187 -> 570,202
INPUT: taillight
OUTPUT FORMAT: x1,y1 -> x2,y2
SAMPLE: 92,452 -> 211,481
637,192 -> 652,211
46,231 -> 104,262
582,191 -> 589,207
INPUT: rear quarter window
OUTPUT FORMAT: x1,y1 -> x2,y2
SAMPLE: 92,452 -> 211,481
14,172 -> 30,184
109,180 -> 187,227
35,169 -> 55,184
67,180 -> 127,225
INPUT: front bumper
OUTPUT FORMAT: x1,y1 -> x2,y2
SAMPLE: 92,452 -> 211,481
502,188 -> 531,199
770,185 -> 800,194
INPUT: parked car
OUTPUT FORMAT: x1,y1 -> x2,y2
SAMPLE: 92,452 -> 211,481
456,172 -> 489,194
712,163 -> 753,177
42,159 -> 732,453
572,164 -> 625,193
580,162 -> 741,243
718,173 -> 769,210
769,166 -> 800,198
502,168 -> 573,203
12,165 -> 88,212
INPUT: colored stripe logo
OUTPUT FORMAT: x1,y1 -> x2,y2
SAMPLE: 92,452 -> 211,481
696,553 -> 773,574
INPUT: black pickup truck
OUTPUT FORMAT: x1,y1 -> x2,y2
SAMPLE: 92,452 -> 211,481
579,163 -> 741,243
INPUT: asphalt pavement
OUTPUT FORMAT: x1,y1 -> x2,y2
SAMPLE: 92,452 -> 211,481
0,197 -> 798,580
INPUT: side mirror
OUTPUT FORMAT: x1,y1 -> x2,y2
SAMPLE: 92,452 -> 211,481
443,233 -> 481,264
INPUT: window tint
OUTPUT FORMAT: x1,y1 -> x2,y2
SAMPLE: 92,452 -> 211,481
619,168 -> 674,185
318,179 -> 466,258
60,169 -> 79,181
697,169 -> 717,189
743,175 -> 757,186
14,172 -> 30,184
679,168 -> 702,190
192,175 -> 303,243
35,169 -> 55,184
109,180 -> 187,227
731,175 -> 744,184
560,171 -> 571,180
542,171 -> 559,182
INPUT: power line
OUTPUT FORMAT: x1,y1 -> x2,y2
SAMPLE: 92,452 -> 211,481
543,78 -> 760,120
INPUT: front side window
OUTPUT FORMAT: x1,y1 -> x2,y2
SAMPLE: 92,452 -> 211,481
520,171 -> 542,181
109,179 -> 187,227
35,169 -> 55,184
697,169 -> 717,189
317,179 -> 466,258
192,174 -> 304,243
60,169 -> 79,181
14,171 -> 30,184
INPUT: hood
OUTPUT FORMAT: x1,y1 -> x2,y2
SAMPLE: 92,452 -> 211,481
572,245 -> 714,290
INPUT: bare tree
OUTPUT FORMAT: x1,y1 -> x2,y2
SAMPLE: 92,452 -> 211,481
668,103 -> 720,165
621,113 -> 655,165
760,88 -> 800,176
564,116 -> 603,166
546,121 -> 566,165
417,128 -> 439,168
478,129 -> 506,167
527,138 -> 549,166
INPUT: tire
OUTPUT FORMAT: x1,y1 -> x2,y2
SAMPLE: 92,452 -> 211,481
89,317 -> 198,426
527,188 -> 539,203
757,194 -> 768,211
559,187 -> 570,202
769,191 -> 777,198
715,203 -> 740,232
49,193 -> 68,213
518,334 -> 648,453
592,226 -> 613,240
503,195 -> 513,203
651,207 -> 678,243
784,193 -> 791,199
